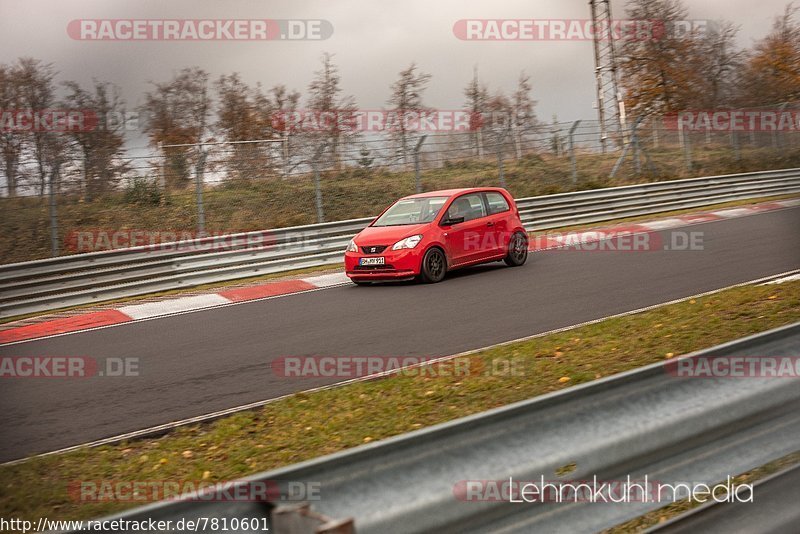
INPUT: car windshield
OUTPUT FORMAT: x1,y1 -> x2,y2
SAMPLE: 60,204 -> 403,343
372,196 -> 448,226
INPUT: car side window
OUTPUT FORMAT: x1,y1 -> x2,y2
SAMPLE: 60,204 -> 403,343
446,193 -> 486,222
485,192 -> 510,215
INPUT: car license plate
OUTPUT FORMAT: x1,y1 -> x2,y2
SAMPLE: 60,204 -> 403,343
359,257 -> 385,266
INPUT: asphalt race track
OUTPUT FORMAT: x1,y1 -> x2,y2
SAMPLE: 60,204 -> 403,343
1,207 -> 799,462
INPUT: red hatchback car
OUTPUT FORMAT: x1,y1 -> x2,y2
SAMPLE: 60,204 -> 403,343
345,188 -> 528,284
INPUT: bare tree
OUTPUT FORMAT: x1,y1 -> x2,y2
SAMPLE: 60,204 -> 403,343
141,67 -> 210,188
306,53 -> 357,169
15,58 -> 62,196
387,63 -> 431,166
62,80 -> 129,199
483,90 -> 513,151
269,84 -> 301,176
0,64 -> 23,197
511,71 -> 538,159
215,73 -> 276,180
691,22 -> 743,108
463,67 -> 489,157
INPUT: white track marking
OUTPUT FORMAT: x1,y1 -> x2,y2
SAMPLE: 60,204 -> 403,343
762,273 -> 800,285
300,272 -> 351,288
639,218 -> 685,230
118,294 -> 232,320
713,207 -> 760,218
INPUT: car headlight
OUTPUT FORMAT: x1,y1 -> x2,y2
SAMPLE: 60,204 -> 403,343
392,234 -> 423,250
346,239 -> 358,252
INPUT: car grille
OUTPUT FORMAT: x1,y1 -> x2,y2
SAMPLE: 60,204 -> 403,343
361,245 -> 388,254
354,264 -> 395,271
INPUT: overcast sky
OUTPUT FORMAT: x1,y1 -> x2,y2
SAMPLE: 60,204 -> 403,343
0,0 -> 790,149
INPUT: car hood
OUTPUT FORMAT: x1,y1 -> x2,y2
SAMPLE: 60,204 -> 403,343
355,223 -> 430,245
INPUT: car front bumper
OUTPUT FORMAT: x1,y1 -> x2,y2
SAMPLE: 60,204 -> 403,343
344,247 -> 424,280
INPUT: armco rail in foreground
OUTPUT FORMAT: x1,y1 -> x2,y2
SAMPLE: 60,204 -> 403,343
2,168 -> 799,317
72,323 -> 800,534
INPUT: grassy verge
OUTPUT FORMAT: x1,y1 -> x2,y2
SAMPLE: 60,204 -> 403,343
1,281 -> 798,521
605,450 -> 800,533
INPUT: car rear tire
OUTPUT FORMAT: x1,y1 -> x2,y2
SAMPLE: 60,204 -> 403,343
504,232 -> 528,267
419,247 -> 447,283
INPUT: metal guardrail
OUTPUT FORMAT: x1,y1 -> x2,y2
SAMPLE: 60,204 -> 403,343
2,168 -> 799,317
69,322 -> 800,533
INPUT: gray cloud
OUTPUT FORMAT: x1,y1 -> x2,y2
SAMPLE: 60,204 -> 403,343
0,0 -> 787,144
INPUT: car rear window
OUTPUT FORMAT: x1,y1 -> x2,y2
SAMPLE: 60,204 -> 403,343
485,192 -> 510,215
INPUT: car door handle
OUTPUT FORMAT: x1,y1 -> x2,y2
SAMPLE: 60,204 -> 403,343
486,222 -> 494,227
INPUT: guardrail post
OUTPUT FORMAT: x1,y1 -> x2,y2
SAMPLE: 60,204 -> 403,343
413,135 -> 427,194
568,120 -> 581,184
195,144 -> 207,237
48,160 -> 61,257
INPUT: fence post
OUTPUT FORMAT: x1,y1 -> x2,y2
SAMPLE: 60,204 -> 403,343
312,144 -> 327,224
413,135 -> 427,194
652,118 -> 659,149
157,141 -> 166,190
731,130 -> 741,161
610,115 -> 648,179
282,134 -> 290,179
568,120 -> 581,184
679,126 -> 692,172
48,160 -> 61,257
195,144 -> 207,237
495,130 -> 509,189
774,102 -> 788,149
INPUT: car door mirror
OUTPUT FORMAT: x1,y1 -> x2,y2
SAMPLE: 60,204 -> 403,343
442,216 -> 464,226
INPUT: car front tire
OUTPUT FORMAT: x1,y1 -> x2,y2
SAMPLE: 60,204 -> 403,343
419,247 -> 447,283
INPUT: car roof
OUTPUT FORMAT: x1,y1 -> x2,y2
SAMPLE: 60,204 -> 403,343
403,187 -> 506,200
